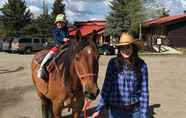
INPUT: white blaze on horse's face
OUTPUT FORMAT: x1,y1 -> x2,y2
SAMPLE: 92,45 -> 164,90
87,48 -> 92,54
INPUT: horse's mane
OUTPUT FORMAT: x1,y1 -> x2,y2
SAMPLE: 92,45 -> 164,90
61,37 -> 97,84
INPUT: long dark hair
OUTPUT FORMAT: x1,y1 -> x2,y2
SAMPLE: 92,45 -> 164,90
115,44 -> 142,79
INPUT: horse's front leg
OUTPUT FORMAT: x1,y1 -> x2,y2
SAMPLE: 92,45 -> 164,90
72,96 -> 84,118
52,99 -> 63,118
72,111 -> 81,118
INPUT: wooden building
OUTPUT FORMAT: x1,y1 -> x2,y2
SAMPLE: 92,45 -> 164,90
144,13 -> 186,48
69,15 -> 186,48
69,20 -> 111,45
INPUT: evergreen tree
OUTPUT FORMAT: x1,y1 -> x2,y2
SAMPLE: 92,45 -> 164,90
21,0 -> 52,39
20,19 -> 39,37
51,0 -> 68,32
143,0 -> 168,19
52,0 -> 65,18
0,0 -> 32,36
20,0 -> 52,38
35,14 -> 53,39
106,0 -> 143,37
0,16 -> 6,37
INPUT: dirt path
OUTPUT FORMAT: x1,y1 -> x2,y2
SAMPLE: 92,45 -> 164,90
0,52 -> 186,118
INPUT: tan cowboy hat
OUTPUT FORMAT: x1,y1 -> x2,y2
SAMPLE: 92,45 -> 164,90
116,32 -> 144,49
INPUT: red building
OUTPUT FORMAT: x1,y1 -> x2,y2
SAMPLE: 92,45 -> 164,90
70,14 -> 186,48
68,20 -> 111,45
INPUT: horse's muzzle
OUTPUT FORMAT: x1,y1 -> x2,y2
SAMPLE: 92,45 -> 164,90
84,88 -> 100,100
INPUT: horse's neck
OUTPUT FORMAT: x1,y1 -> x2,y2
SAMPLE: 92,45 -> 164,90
59,62 -> 82,93
70,65 -> 82,90
53,49 -> 83,94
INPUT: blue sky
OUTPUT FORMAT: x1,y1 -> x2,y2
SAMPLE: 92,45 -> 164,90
0,0 -> 186,22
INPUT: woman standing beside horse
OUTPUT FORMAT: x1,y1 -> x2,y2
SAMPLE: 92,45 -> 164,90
93,32 -> 149,118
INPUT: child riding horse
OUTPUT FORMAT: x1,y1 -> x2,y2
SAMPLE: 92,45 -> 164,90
37,14 -> 69,79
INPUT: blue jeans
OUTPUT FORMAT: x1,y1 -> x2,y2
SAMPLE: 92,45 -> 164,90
108,107 -> 140,118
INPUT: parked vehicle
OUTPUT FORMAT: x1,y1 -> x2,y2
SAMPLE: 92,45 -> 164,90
0,39 -> 3,51
2,37 -> 14,52
98,44 -> 115,55
11,37 -> 47,54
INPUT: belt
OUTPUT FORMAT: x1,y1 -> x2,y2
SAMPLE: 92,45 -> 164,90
110,102 -> 140,112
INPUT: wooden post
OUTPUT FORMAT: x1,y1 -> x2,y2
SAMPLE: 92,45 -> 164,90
139,23 -> 142,40
100,34 -> 103,45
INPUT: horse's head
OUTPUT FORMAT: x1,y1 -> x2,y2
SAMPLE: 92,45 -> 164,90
72,31 -> 100,100
74,43 -> 99,100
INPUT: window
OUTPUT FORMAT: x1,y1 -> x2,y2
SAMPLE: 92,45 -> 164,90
41,39 -> 46,43
12,39 -> 19,43
19,38 -> 32,43
33,39 -> 40,43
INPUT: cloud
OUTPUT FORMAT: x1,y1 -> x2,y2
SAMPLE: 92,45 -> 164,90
181,0 -> 186,8
0,0 -> 7,8
160,0 -> 184,15
28,5 -> 42,17
64,0 -> 111,22
1,0 -> 186,22
25,0 -> 110,22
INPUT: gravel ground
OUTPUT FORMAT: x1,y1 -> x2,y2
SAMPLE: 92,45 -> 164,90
0,52 -> 186,118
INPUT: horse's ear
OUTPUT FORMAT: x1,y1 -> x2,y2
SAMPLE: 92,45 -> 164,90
76,29 -> 82,43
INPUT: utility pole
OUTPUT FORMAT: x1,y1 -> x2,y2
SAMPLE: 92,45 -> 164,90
43,0 -> 48,16
139,23 -> 142,40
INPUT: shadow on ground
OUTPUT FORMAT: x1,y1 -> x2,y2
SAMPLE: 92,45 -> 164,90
63,107 -> 100,118
0,85 -> 35,113
0,66 -> 24,74
63,104 -> 161,118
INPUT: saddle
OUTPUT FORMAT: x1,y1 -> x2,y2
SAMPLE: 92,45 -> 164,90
34,45 -> 68,80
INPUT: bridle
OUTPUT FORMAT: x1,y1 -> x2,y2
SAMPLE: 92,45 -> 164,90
79,74 -> 97,80
74,57 -> 98,80
73,55 -> 98,118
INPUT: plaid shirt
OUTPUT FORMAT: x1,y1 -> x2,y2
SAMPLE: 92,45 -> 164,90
96,57 -> 149,118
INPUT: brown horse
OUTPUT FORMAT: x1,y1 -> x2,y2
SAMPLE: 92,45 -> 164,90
32,35 -> 100,118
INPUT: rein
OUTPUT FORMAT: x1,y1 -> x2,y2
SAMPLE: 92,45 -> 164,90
75,65 -> 97,80
79,74 -> 96,118
82,99 -> 91,118
77,72 -> 96,118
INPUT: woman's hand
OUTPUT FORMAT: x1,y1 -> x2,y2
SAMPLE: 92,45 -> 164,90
64,38 -> 69,42
92,111 -> 102,118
